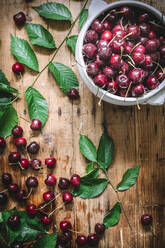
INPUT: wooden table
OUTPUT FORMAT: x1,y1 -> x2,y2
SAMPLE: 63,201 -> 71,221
0,0 -> 165,247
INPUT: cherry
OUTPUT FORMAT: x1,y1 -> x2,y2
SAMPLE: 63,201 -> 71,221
11,241 -> 24,248
126,25 -> 140,39
27,142 -> 40,154
106,80 -> 118,94
20,158 -> 30,169
0,137 -> 6,153
101,30 -> 112,41
113,29 -> 126,39
16,189 -> 27,201
150,52 -> 160,62
143,54 -> 153,69
8,215 -> 20,229
146,75 -> 159,89
45,157 -> 56,169
111,38 -> 126,53
83,43 -> 97,59
112,24 -> 125,33
43,191 -> 55,202
13,11 -> 26,25
95,223 -> 106,235
14,137 -> 27,149
139,22 -> 150,36
60,220 -> 72,231
37,202 -> 48,214
128,68 -> 145,83
103,66 -> 115,79
95,54 -> 105,68
141,214 -> 152,226
41,215 -> 52,225
120,6 -> 132,17
12,62 -> 24,74
124,44 -> 132,53
133,44 -> 146,54
109,54 -> 122,69
85,30 -> 98,44
70,174 -> 81,187
121,60 -> 130,74
131,84 -> 144,97
87,233 -> 99,246
156,70 -> 165,80
96,39 -> 109,49
58,231 -> 72,245
148,31 -> 156,39
45,174 -> 56,186
8,152 -> 21,163
30,119 -> 42,131
26,204 -> 37,217
145,39 -> 158,53
68,88 -> 80,100
12,125 -> 23,138
94,73 -> 107,87
116,74 -> 130,89
63,192 -> 73,203
26,176 -> 38,188
87,62 -> 99,77
58,177 -> 70,190
98,46 -> 112,61
91,19 -> 105,34
132,52 -> 145,65
36,233 -> 45,239
2,173 -> 12,185
102,20 -> 110,30
140,37 -> 148,45
138,13 -> 149,23
9,183 -> 19,193
0,192 -> 8,205
30,159 -> 42,170
76,235 -> 87,247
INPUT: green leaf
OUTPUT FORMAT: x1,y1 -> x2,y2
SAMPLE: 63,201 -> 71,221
0,83 -> 18,94
79,9 -> 88,29
49,62 -> 79,94
25,87 -> 48,127
0,69 -> 10,86
32,233 -> 57,248
86,162 -> 94,174
72,177 -> 108,199
84,168 -> 99,179
26,23 -> 56,49
0,213 -> 3,223
32,2 -> 72,21
97,132 -> 114,170
103,202 -> 121,229
2,208 -> 46,244
0,105 -> 18,138
0,92 -> 13,104
11,34 -> 39,72
66,35 -> 78,55
79,134 -> 97,162
117,165 -> 140,191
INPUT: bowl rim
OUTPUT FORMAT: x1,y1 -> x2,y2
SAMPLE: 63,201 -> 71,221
75,0 -> 165,106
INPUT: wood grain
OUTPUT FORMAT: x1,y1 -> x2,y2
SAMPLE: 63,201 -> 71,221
0,0 -> 165,247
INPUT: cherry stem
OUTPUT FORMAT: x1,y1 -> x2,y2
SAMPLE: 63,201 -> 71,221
128,61 -> 136,69
149,20 -> 164,29
102,168 -> 133,231
23,188 -> 33,199
98,89 -> 110,106
124,82 -> 132,99
130,42 -> 141,53
20,116 -> 30,123
107,35 -> 117,47
153,61 -> 164,74
0,188 -> 8,194
121,32 -> 133,41
48,203 -> 66,217
136,98 -> 140,110
101,13 -> 110,23
18,162 -> 24,170
123,54 -> 135,65
69,229 -> 81,234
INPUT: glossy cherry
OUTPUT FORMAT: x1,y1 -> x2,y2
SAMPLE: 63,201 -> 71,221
60,220 -> 72,232
106,80 -> 118,94
109,54 -> 122,69
76,235 -> 87,247
145,39 -> 158,52
43,191 -> 55,202
41,215 -> 52,225
63,192 -> 73,203
95,223 -> 106,235
120,6 -> 132,17
83,43 -> 97,59
30,159 -> 42,170
138,13 -> 149,23
58,177 -> 70,190
131,84 -> 144,97
94,73 -> 107,87
103,66 -> 114,79
91,19 -> 105,34
70,174 -> 81,187
14,137 -> 27,149
16,189 -> 27,201
102,20 -> 111,30
2,172 -> 12,185
12,62 -> 24,74
87,233 -> 99,246
8,152 -> 21,163
45,157 -> 56,169
30,119 -> 42,131
132,52 -> 145,65
26,204 -> 37,217
101,30 -> 112,41
68,88 -> 80,100
12,125 -> 23,138
20,158 -> 30,169
85,30 -> 98,44
13,11 -> 26,25
9,183 -> 19,193
26,176 -> 38,188
116,74 -> 130,89
45,174 -> 57,186
146,75 -> 159,89
139,22 -> 150,36
98,46 -> 112,61
141,214 -> 152,226
27,142 -> 40,154
8,215 -> 20,229
128,68 -> 145,84
87,62 -> 99,77
96,39 -> 109,49
126,25 -> 140,39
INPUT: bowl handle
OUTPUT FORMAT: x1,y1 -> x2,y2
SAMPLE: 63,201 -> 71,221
142,89 -> 165,105
88,0 -> 108,19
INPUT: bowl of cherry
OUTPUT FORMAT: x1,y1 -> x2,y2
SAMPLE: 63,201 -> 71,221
76,0 -> 165,106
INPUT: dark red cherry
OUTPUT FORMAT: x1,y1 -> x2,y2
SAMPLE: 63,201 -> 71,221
68,88 -> 80,100
12,125 -> 23,138
141,214 -> 152,226
145,39 -> 158,53
94,73 -> 107,87
11,241 -> 24,248
2,173 -> 12,185
138,13 -> 149,23
148,31 -> 156,39
43,191 -> 55,202
45,157 -> 56,169
107,9 -> 117,22
95,223 -> 106,235
30,159 -> 42,170
30,119 -> 42,131
91,19 -> 105,34
20,158 -> 30,169
131,84 -> 144,97
103,66 -> 114,79
8,215 -> 20,229
133,44 -> 146,54
60,220 -> 72,231
109,54 -> 122,69
37,202 -> 48,214
0,137 -> 6,153
41,215 -> 52,225
146,75 -> 159,89
128,68 -> 145,83
126,25 -> 140,39
76,235 -> 87,247
124,44 -> 132,53
0,193 -> 8,205
26,204 -> 37,217
95,54 -> 105,68
83,43 -> 97,59
87,62 -> 99,77
84,30 -> 98,44
102,20 -> 111,30
87,233 -> 99,246
101,30 -> 112,41
116,74 -> 130,89
121,60 -> 130,74
96,39 -> 109,49
13,11 -> 26,25
27,142 -> 40,154
45,174 -> 57,186
143,54 -> 153,69
70,174 -> 81,187
110,38 -> 126,53
58,231 -> 72,245
16,189 -> 27,201
58,177 -> 70,190
98,46 -> 112,60
14,137 -> 27,149
106,80 -> 118,94
9,183 -> 19,193
139,22 -> 150,36
132,52 -> 145,65
112,24 -> 125,33
139,37 -> 148,45
63,192 -> 73,203
113,29 -> 126,39
120,6 -> 132,17
12,62 -> 24,74
156,70 -> 165,80
8,152 -> 21,163
26,176 -> 38,188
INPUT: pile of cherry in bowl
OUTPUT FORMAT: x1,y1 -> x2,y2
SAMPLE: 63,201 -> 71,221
83,5 -> 165,98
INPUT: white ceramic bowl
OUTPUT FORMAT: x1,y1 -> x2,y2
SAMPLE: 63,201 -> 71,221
76,0 -> 165,106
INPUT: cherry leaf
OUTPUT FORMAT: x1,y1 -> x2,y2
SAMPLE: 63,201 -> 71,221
79,9 -> 88,29
49,62 -> 79,94
103,202 -> 121,229
26,23 -> 56,49
25,87 -> 48,127
11,34 -> 39,72
66,35 -> 78,55
0,69 -> 10,86
32,233 -> 57,248
0,83 -> 18,94
79,134 -> 97,162
32,2 -> 72,21
86,162 -> 94,174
